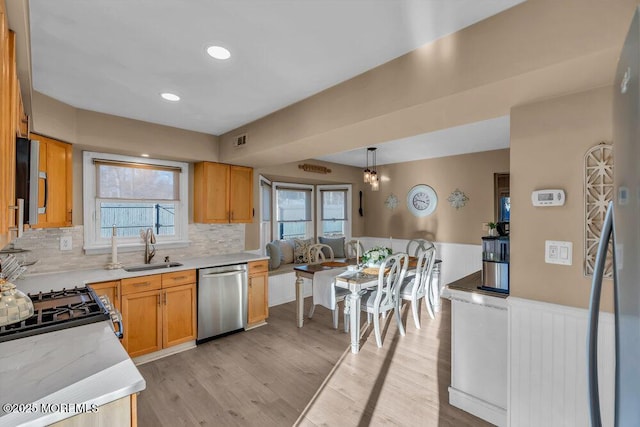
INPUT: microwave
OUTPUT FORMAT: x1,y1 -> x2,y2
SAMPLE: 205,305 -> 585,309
15,137 -> 43,225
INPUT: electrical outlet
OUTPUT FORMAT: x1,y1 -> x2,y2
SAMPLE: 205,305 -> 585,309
60,235 -> 72,251
545,240 -> 572,265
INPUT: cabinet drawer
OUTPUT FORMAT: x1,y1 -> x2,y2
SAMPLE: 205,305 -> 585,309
122,274 -> 162,295
162,270 -> 196,288
248,260 -> 268,275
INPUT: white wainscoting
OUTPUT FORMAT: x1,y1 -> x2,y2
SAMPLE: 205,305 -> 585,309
508,297 -> 615,427
358,237 -> 482,287
268,272 -> 311,307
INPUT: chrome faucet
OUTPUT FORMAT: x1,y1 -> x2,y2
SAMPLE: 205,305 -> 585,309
142,228 -> 156,264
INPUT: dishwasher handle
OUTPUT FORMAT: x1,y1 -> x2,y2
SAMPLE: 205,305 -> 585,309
201,270 -> 245,279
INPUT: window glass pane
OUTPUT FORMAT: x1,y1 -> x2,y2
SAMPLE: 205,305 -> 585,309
100,202 -> 175,238
321,220 -> 345,237
261,181 -> 271,221
277,221 -> 308,240
499,196 -> 511,222
321,190 -> 347,220
97,164 -> 179,200
276,188 -> 311,221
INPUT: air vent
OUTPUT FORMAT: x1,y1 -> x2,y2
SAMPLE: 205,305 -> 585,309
234,133 -> 247,147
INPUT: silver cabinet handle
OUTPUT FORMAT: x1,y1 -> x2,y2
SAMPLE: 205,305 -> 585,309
201,271 -> 244,278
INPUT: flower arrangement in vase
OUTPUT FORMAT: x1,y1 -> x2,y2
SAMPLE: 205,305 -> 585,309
361,246 -> 392,267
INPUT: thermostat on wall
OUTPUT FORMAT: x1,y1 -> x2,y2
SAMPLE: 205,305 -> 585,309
531,189 -> 566,206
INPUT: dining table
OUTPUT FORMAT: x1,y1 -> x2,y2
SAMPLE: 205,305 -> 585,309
294,257 -> 442,354
293,259 -> 355,328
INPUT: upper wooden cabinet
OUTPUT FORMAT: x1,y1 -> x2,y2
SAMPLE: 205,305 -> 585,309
194,162 -> 253,224
0,4 -> 19,245
29,133 -> 73,228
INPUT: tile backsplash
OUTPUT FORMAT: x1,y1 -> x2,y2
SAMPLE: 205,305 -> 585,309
6,223 -> 245,274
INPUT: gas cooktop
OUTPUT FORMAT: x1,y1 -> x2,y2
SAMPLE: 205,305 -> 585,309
0,287 -> 110,343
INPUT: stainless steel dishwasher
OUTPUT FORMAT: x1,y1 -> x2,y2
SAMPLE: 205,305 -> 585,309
197,264 -> 247,343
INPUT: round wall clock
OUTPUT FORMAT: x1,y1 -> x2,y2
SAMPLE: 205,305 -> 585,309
407,185 -> 438,217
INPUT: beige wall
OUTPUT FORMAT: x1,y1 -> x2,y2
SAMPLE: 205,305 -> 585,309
510,86 -> 614,312
363,149 -> 509,244
218,0 -> 637,169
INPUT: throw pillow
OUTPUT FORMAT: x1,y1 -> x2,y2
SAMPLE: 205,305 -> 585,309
318,236 -> 346,258
265,242 -> 281,270
293,238 -> 314,264
276,240 -> 295,264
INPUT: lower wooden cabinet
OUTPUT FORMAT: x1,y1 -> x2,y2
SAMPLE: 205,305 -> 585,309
87,280 -> 121,311
247,260 -> 269,326
96,270 -> 197,358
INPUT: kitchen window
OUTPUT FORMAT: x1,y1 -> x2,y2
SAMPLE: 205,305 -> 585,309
83,152 -> 189,253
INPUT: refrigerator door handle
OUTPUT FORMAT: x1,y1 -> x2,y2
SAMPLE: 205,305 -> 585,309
587,201 -> 614,427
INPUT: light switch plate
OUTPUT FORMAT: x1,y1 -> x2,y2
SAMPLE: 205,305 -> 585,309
545,240 -> 572,265
60,235 -> 72,251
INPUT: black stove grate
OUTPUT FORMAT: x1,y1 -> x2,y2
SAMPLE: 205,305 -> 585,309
0,286 -> 110,343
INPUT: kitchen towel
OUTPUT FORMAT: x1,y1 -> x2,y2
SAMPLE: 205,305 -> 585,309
312,267 -> 348,310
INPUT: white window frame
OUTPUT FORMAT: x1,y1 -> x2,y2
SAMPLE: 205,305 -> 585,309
259,175 -> 272,254
83,151 -> 189,254
272,182 -> 315,241
316,184 -> 352,240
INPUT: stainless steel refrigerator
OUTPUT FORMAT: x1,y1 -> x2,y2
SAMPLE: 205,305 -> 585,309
588,6 -> 640,426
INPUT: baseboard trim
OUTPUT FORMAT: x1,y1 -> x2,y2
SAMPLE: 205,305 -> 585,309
449,386 -> 506,427
133,341 -> 196,365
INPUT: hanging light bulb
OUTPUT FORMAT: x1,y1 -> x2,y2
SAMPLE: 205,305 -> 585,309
370,147 -> 379,191
363,148 -> 371,183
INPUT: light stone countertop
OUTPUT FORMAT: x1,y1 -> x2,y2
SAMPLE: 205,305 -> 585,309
0,321 -> 145,427
14,252 -> 269,295
1,252 -> 268,426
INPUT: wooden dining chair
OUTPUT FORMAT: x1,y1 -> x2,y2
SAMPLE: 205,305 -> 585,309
406,239 -> 435,257
399,245 -> 436,329
346,253 -> 409,348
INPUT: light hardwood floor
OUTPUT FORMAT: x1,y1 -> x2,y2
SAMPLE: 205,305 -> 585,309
136,298 -> 491,427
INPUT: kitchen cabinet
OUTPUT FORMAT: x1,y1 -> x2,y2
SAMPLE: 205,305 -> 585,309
88,280 -> 121,312
121,270 -> 196,358
29,133 -> 73,228
0,3 -> 18,246
194,161 -> 253,224
247,260 -> 269,327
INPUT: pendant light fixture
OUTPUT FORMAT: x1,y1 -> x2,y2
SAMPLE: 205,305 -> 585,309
363,147 -> 379,191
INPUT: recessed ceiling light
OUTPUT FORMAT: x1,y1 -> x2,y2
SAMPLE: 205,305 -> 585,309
207,45 -> 231,60
161,92 -> 180,102
141,153 -> 150,158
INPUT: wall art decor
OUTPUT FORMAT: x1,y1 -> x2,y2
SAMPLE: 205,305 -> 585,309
447,189 -> 469,209
584,142 -> 614,277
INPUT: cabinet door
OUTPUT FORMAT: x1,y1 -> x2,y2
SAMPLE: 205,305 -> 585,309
162,283 -> 196,348
248,272 -> 269,326
31,133 -> 73,228
0,11 -> 17,246
121,289 -> 162,357
194,162 -> 229,223
229,165 -> 253,223
88,280 -> 121,312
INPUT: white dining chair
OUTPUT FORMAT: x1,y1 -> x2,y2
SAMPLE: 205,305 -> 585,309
345,239 -> 364,260
399,245 -> 436,329
406,239 -> 435,257
307,243 -> 334,264
346,253 -> 409,348
306,244 -> 350,329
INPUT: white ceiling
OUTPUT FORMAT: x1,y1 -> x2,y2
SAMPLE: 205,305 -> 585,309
28,0 -> 521,164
